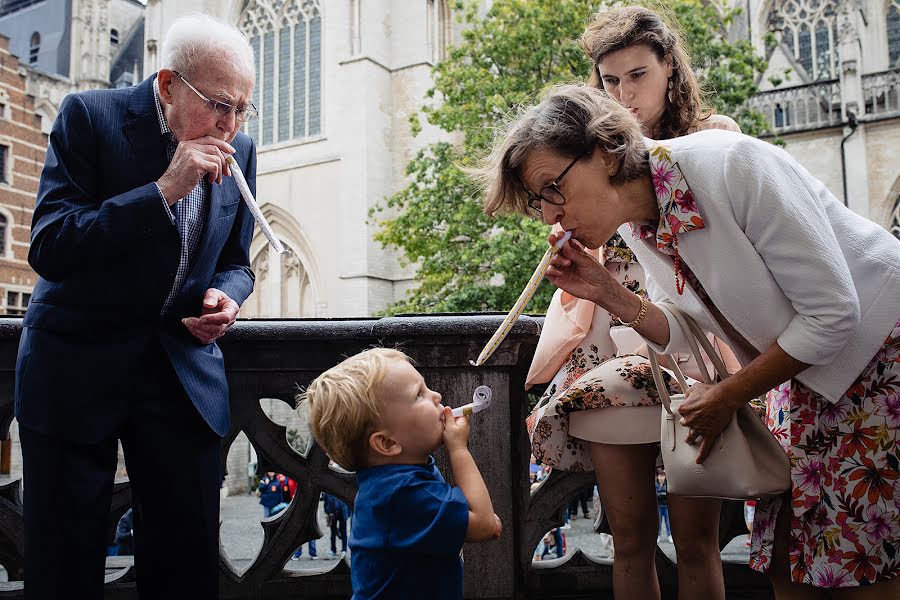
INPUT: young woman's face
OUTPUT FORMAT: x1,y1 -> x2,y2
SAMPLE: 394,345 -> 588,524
596,44 -> 673,137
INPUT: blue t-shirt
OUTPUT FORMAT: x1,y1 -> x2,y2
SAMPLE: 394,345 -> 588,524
349,456 -> 469,600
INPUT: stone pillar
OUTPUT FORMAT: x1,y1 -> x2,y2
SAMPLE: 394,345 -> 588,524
837,3 -> 870,217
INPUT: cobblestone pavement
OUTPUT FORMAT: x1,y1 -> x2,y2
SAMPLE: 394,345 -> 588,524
532,510 -> 753,564
220,495 -> 752,572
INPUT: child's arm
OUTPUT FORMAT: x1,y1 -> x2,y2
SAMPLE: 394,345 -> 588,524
442,407 -> 502,542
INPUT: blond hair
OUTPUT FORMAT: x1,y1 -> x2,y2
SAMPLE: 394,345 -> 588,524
580,4 -> 710,138
476,84 -> 647,217
300,348 -> 411,471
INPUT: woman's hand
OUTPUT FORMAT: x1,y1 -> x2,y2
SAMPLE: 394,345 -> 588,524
678,382 -> 743,464
544,235 -> 616,305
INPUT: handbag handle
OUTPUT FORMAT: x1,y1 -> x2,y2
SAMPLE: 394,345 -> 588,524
648,304 -> 730,416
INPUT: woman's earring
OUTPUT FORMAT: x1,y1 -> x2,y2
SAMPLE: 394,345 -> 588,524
667,78 -> 674,104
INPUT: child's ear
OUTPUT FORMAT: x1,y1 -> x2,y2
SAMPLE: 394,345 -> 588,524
369,430 -> 402,458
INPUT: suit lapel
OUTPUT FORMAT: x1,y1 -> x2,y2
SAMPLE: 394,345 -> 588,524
122,76 -> 169,185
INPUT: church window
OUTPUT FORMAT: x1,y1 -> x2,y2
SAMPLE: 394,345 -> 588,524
29,31 -> 39,65
239,0 -> 322,146
768,1 -> 839,80
889,2 -> 900,67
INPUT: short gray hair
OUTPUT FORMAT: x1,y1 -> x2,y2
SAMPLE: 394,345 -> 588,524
477,84 -> 648,216
160,14 -> 255,80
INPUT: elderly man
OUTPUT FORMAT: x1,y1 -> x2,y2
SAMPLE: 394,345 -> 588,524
15,14 -> 257,598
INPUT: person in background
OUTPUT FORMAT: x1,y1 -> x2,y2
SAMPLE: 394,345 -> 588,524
323,492 -> 350,557
655,469 -> 671,544
258,472 -> 287,518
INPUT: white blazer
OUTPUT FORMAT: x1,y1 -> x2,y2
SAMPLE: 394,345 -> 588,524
626,130 -> 900,402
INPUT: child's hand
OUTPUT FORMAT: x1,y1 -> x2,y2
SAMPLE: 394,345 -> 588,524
492,513 -> 502,540
442,406 -> 470,452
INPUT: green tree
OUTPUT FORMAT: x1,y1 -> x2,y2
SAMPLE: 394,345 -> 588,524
372,0 -> 769,314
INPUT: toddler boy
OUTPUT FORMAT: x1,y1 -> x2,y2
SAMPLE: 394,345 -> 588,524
302,348 -> 501,600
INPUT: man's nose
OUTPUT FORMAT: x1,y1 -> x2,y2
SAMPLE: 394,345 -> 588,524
218,110 -> 238,135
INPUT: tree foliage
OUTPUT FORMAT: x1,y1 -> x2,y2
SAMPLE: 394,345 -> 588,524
372,0 -> 768,314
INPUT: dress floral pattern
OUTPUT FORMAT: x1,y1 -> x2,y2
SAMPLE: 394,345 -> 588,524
748,318 -> 900,588
527,144 -> 703,472
625,143 -> 899,589
629,144 -> 706,256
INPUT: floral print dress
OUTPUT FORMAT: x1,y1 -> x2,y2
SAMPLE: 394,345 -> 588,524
527,235 -> 679,472
746,323 -> 900,588
631,143 -> 900,589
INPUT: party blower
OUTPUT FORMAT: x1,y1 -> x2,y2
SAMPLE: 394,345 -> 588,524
226,155 -> 289,255
451,386 -> 492,417
470,231 -> 572,366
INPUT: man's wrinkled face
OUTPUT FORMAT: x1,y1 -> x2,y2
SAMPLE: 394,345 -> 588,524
157,57 -> 254,143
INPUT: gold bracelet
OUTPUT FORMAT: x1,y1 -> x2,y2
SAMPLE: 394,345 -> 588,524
612,295 -> 648,328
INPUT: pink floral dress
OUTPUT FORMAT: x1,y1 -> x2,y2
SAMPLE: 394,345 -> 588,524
629,144 -> 900,589
526,237 -> 679,472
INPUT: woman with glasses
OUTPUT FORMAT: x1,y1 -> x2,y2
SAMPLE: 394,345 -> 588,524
479,84 -> 900,600
525,7 -> 740,598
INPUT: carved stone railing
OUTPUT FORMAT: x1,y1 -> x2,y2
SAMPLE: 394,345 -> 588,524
748,79 -> 842,134
863,68 -> 900,120
0,316 -> 773,599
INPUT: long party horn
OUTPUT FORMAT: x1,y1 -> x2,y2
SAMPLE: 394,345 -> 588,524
226,155 -> 289,255
471,231 -> 572,366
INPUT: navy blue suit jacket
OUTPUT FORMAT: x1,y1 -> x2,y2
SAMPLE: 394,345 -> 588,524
15,75 -> 256,442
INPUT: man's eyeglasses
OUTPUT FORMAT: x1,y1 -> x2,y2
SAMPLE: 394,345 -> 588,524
524,153 -> 584,213
174,71 -> 259,123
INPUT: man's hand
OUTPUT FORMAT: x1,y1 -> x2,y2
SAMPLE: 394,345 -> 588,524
157,136 -> 235,204
442,407 -> 471,453
182,288 -> 239,344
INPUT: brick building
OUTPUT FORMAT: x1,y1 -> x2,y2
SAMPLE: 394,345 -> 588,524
0,33 -> 44,316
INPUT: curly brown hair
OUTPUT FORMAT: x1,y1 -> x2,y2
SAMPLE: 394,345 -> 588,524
580,4 -> 711,139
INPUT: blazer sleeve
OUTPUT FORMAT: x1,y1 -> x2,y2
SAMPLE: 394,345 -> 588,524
208,137 -> 256,306
29,93 -> 174,282
723,138 -> 859,366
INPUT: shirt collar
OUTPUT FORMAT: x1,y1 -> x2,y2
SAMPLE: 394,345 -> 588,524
152,78 -> 174,138
628,140 -> 705,255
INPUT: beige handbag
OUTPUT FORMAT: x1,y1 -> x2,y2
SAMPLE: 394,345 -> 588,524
648,305 -> 790,500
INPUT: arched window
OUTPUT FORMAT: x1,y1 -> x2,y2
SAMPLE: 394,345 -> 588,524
111,29 -> 119,46
888,2 -> 900,67
768,1 -> 839,80
29,32 -> 40,65
890,195 -> 900,241
246,242 -> 316,317
239,0 -> 322,146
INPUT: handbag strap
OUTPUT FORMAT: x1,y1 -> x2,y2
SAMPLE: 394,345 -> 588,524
648,304 -> 730,416
648,348 -> 689,416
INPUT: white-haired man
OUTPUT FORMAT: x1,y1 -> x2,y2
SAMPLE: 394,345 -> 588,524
16,14 -> 258,598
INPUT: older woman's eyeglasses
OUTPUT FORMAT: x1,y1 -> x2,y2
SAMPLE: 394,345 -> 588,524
174,71 -> 259,122
524,154 -> 583,213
